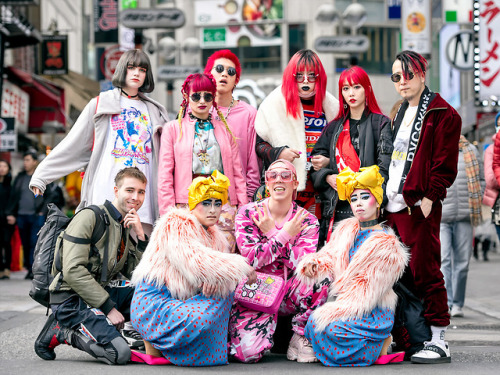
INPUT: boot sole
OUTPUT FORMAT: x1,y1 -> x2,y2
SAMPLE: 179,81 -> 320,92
411,356 -> 451,364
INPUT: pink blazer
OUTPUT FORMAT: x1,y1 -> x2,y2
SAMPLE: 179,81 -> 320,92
158,115 -> 249,215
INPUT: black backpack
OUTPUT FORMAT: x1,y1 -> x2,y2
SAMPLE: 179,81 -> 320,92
29,203 -> 109,308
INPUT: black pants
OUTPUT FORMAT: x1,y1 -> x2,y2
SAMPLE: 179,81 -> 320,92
0,220 -> 14,271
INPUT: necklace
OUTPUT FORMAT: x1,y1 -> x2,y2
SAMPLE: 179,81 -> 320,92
195,127 -> 211,166
225,97 -> 235,119
360,219 -> 379,228
189,113 -> 212,129
121,88 -> 139,99
403,111 -> 417,127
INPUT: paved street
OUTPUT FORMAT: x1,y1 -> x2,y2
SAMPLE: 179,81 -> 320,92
1,252 -> 500,374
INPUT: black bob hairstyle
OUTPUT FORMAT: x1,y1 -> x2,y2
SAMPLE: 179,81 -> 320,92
112,49 -> 155,93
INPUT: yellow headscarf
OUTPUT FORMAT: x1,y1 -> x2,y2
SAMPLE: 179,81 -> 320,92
188,170 -> 230,210
336,165 -> 384,205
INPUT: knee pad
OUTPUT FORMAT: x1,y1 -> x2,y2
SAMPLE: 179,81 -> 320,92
86,336 -> 130,365
109,337 -> 131,365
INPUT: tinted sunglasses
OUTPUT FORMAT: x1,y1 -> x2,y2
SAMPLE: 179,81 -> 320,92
214,64 -> 237,76
190,92 -> 214,102
391,71 -> 415,83
265,170 -> 295,183
294,73 -> 319,83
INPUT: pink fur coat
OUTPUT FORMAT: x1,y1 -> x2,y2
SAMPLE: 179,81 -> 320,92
297,218 -> 409,331
131,207 -> 253,300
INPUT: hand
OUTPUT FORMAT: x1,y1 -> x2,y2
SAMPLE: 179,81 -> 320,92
123,208 -> 145,241
326,174 -> 338,190
420,197 -> 433,218
283,208 -> 309,238
32,187 -> 42,197
311,155 -> 330,171
6,215 -> 16,225
303,263 -> 318,279
278,148 -> 301,162
201,283 -> 217,297
252,203 -> 275,234
246,268 -> 257,285
106,308 -> 125,330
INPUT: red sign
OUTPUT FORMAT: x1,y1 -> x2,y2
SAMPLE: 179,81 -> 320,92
99,45 -> 123,81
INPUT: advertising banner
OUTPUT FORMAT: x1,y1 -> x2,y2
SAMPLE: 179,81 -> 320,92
1,81 -> 29,134
401,0 -> 431,55
40,35 -> 68,75
0,118 -> 16,152
94,0 -> 119,44
478,0 -> 500,102
194,0 -> 283,48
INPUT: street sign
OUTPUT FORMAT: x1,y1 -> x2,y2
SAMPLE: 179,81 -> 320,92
120,8 -> 185,29
314,35 -> 370,53
446,29 -> 474,71
157,65 -> 203,80
0,118 -> 16,152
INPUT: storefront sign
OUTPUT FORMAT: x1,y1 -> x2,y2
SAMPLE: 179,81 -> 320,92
0,118 -> 16,152
120,8 -> 185,29
445,29 -> 474,71
157,65 -> 203,80
1,81 -> 29,134
40,35 -> 68,75
401,0 -> 432,55
93,0 -> 118,44
97,45 -> 124,81
314,35 -> 370,53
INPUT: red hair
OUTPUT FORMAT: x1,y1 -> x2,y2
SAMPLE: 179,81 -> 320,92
204,49 -> 242,83
281,49 -> 327,119
395,50 -> 428,80
335,66 -> 383,120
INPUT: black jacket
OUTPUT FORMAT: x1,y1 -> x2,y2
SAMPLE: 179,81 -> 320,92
311,112 -> 393,221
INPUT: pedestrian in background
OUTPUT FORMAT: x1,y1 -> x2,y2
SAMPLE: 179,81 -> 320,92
29,49 -> 168,235
204,49 -> 260,201
0,159 -> 14,279
440,135 -> 484,318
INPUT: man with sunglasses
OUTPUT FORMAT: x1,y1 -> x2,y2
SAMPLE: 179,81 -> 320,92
229,159 -> 330,363
384,50 -> 461,364
204,50 -> 260,201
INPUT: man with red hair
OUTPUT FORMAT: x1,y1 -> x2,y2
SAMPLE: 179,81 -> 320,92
204,50 -> 260,200
255,49 -> 339,216
384,50 -> 461,364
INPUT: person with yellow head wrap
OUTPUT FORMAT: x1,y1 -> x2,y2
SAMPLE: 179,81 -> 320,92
296,165 -> 409,367
130,171 -> 256,366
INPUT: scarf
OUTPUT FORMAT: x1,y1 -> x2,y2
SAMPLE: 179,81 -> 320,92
335,120 -> 361,173
393,86 -> 435,193
460,135 -> 483,226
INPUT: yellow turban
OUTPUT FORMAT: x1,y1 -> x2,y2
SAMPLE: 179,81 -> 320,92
188,170 -> 230,210
336,165 -> 384,205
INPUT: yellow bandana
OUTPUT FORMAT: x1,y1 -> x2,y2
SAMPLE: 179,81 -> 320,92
188,170 -> 230,210
336,165 -> 384,205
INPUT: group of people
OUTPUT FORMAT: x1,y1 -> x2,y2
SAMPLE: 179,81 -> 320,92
15,46 -> 465,367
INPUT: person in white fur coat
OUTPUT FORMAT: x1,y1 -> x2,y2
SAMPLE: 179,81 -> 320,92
129,171 -> 256,366
255,49 -> 339,216
297,165 -> 409,366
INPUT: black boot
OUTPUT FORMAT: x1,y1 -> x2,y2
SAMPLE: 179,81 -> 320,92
34,314 -> 65,360
483,238 -> 491,261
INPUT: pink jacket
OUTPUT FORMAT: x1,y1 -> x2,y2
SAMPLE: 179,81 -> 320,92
483,137 -> 499,207
158,115 -> 248,215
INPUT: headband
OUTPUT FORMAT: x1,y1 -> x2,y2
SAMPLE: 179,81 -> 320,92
188,170 -> 230,210
336,165 -> 384,205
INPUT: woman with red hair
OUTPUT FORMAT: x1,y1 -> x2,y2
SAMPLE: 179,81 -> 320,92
204,50 -> 260,200
311,66 -> 393,245
158,73 -> 248,250
255,49 -> 339,215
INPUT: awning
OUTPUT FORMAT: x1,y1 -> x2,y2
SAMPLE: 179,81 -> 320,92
5,66 -> 66,133
0,6 -> 42,48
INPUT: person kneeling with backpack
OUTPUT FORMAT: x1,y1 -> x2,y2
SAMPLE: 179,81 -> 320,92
34,167 -> 148,365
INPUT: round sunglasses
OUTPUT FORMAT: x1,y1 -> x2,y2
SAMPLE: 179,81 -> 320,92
265,170 -> 296,183
293,73 -> 319,83
190,92 -> 214,102
213,64 -> 237,76
391,71 -> 415,83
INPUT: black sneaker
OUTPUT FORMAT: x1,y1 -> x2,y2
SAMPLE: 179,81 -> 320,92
34,314 -> 61,360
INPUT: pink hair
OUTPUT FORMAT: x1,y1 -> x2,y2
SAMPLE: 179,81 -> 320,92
395,50 -> 428,80
204,49 -> 242,83
281,49 -> 327,119
335,66 -> 383,120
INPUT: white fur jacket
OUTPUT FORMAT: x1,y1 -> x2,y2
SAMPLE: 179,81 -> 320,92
296,217 -> 409,331
131,207 -> 253,300
254,85 -> 339,190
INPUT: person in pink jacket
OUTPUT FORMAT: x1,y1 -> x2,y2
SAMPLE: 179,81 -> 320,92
204,50 -> 260,200
158,73 -> 248,250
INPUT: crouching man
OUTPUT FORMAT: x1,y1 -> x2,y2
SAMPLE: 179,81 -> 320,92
34,167 -> 148,365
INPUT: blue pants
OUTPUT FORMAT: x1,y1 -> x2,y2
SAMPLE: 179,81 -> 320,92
17,214 -> 44,272
440,221 -> 473,309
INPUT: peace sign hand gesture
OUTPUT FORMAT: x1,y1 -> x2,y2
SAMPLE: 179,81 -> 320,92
252,203 -> 275,234
283,207 -> 309,238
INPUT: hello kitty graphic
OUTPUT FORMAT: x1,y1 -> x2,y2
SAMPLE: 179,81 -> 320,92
241,279 -> 261,299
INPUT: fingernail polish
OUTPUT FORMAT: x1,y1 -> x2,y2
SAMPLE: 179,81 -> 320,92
34,194 -> 38,198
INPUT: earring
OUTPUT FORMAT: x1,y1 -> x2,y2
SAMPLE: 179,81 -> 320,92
344,103 -> 348,109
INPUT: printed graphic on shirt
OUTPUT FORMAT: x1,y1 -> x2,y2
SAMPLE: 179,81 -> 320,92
110,106 -> 152,167
303,105 -> 327,169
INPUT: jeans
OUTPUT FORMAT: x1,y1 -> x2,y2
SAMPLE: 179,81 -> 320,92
439,221 -> 473,309
16,214 -> 45,272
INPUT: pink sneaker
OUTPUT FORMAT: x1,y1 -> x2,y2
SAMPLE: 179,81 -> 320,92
286,333 -> 318,363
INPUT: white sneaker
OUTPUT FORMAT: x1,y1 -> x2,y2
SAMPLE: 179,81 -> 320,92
411,341 -> 451,364
451,306 -> 464,318
286,333 -> 318,363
